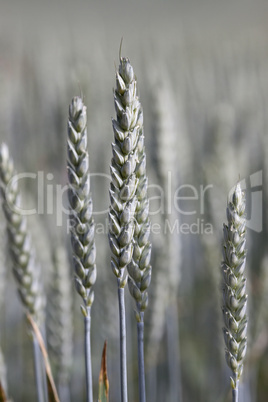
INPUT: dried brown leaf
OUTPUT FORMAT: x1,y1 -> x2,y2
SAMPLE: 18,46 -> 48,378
98,341 -> 109,402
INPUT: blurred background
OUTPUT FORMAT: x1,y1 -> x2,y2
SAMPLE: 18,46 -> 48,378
0,0 -> 267,401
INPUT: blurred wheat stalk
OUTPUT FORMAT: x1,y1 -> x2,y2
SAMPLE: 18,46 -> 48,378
0,143 -> 47,402
46,245 -> 73,402
147,77 -> 183,401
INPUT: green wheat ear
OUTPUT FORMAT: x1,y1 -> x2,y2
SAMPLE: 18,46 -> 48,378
109,55 -> 145,402
67,96 -> 96,316
126,100 -> 151,322
67,96 -> 96,402
221,183 -> 248,401
109,57 -> 140,288
124,58 -> 151,402
109,54 -> 151,402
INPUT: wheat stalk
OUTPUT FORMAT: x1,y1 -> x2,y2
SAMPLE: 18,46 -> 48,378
0,143 -> 45,321
0,143 -> 46,402
46,245 -> 73,402
109,55 -> 145,402
67,96 -> 96,402
201,105 -> 237,390
222,183 -> 248,402
122,66 -> 151,402
146,78 -> 183,401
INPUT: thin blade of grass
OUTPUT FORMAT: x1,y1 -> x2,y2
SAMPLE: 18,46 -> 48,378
26,313 -> 60,402
98,341 -> 109,402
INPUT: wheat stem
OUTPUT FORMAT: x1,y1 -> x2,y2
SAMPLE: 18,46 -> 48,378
137,314 -> 145,402
84,310 -> 93,402
232,377 -> 239,402
118,283 -> 128,402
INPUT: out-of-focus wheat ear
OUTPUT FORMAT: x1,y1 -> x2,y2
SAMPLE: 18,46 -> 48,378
203,103 -> 237,227
0,144 -> 45,322
221,183 -> 248,402
109,55 -> 143,402
46,245 -> 73,402
0,143 -> 46,402
67,96 -> 96,402
147,79 -> 183,401
199,104 -> 238,392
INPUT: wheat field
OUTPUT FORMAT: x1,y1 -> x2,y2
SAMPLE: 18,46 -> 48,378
0,1 -> 267,401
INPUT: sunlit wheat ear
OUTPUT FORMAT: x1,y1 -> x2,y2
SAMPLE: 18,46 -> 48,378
67,96 -> 96,402
67,96 -> 96,316
0,143 -> 44,323
222,183 -> 248,401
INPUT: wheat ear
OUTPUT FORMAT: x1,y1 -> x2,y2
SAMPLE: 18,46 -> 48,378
222,183 -> 248,402
150,80 -> 182,402
67,97 -> 96,402
109,56 -> 144,402
123,68 -> 151,402
0,143 -> 46,402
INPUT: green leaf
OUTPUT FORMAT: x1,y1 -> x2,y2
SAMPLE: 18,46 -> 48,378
98,341 -> 109,402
